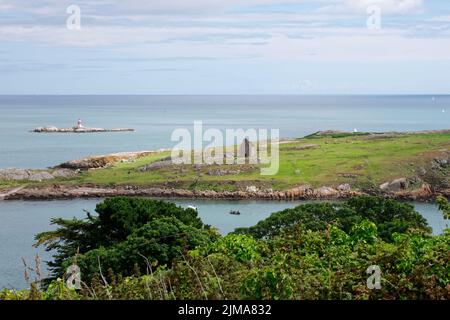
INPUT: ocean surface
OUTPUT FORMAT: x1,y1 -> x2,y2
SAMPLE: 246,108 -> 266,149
0,95 -> 448,169
0,198 -> 447,290
0,95 -> 449,289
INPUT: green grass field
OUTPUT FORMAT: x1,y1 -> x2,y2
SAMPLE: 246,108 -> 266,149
1,132 -> 449,192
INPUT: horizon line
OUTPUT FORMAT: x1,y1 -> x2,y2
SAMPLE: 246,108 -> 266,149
1,93 -> 450,97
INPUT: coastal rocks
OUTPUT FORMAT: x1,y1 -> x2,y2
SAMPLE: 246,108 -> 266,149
27,171 -> 55,181
380,178 -> 409,192
0,168 -> 78,181
0,168 -> 52,181
413,183 -> 433,199
337,173 -> 361,179
208,169 -> 242,176
313,186 -> 339,198
139,157 -> 173,172
285,185 -> 313,198
32,126 -> 134,133
0,187 -> 26,201
337,183 -> 351,192
0,168 -> 35,180
34,126 -> 59,132
284,185 -> 356,199
59,151 -> 154,170
0,182 -> 443,201
51,169 -> 79,178
246,185 -> 258,193
431,156 -> 449,170
392,183 -> 434,200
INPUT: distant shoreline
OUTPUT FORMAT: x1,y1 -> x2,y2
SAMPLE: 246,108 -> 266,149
2,183 -> 449,202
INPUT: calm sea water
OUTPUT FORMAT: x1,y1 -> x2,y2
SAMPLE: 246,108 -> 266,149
0,198 -> 446,289
0,95 -> 448,169
0,95 -> 448,289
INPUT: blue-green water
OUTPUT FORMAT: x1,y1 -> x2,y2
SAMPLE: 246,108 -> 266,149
0,95 -> 448,169
0,95 -> 448,289
0,198 -> 447,289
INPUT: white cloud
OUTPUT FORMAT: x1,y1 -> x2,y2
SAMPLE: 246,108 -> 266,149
1,22 -> 449,62
0,0 -> 447,65
0,0 -> 428,18
322,0 -> 424,15
431,15 -> 450,22
0,0 -> 313,15
0,0 -> 14,10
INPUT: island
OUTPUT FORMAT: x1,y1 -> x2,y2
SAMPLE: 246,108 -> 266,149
1,129 -> 449,201
32,126 -> 134,133
31,119 -> 134,133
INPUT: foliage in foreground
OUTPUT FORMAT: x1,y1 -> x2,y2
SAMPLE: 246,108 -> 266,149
34,197 -> 217,282
1,196 -> 449,300
235,196 -> 431,242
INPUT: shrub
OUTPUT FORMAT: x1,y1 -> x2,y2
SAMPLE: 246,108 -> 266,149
35,197 -> 216,282
236,196 -> 430,242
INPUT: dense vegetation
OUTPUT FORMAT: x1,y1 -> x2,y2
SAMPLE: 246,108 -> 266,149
34,197 -> 217,282
1,196 -> 449,300
235,196 -> 431,242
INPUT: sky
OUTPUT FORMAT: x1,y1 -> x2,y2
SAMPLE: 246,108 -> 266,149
0,0 -> 450,94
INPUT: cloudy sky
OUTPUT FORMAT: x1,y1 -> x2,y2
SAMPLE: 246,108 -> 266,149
0,0 -> 449,94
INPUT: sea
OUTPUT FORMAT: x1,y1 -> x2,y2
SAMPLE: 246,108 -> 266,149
0,95 -> 448,169
0,95 -> 448,289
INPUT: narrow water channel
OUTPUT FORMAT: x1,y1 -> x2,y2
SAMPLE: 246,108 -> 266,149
0,198 -> 446,289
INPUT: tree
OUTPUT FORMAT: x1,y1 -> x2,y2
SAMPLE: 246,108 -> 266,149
235,196 -> 430,241
436,196 -> 450,220
35,197 -> 216,282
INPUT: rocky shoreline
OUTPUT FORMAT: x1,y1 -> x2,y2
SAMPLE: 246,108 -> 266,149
1,182 -> 448,201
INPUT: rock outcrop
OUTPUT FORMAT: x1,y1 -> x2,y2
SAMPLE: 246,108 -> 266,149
0,168 -> 77,181
208,169 -> 242,176
139,157 -> 173,171
58,151 -> 156,169
313,186 -> 339,198
380,178 -> 409,192
337,183 -> 351,192
431,156 -> 449,170
32,126 -> 134,133
390,183 -> 437,200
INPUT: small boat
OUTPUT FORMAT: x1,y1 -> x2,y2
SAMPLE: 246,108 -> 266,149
229,210 -> 241,215
187,205 -> 198,211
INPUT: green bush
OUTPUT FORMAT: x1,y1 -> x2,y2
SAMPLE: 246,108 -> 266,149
35,197 -> 217,282
9,195 -> 445,300
235,196 -> 431,242
208,234 -> 261,263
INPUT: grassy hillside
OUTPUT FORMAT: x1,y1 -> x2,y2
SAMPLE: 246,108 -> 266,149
1,132 -> 449,192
